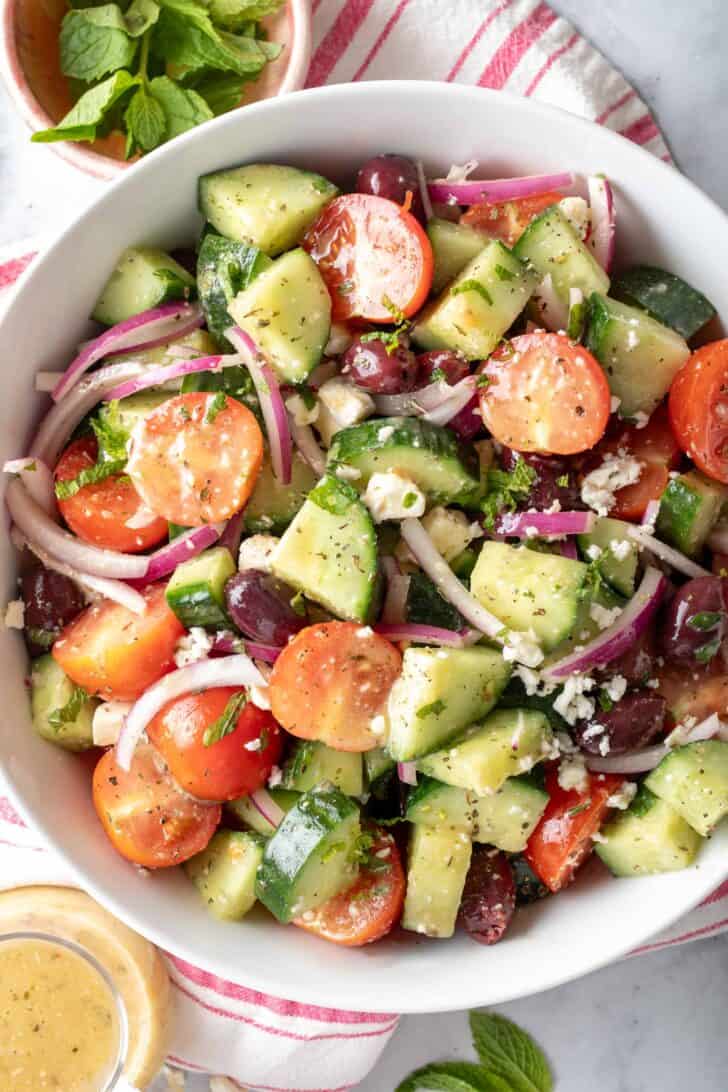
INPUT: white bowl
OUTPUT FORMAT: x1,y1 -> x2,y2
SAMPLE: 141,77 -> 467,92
2,81 -> 727,1014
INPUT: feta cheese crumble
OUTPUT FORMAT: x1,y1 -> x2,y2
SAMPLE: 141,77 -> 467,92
589,601 -> 623,630
603,674 -> 628,702
316,377 -> 374,446
238,534 -> 279,573
363,471 -> 426,522
580,452 -> 643,516
2,599 -> 24,629
610,539 -> 632,561
173,627 -> 213,668
501,629 -> 544,669
607,781 -> 638,810
285,392 -> 319,426
558,196 -> 590,239
552,672 -> 596,725
557,753 -> 589,793
92,701 -> 132,747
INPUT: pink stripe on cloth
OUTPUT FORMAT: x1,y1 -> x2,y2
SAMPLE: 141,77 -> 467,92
630,915 -> 728,958
351,0 -> 413,81
477,0 -> 557,89
524,30 -> 579,95
0,796 -> 26,827
0,251 -> 36,289
621,112 -> 661,146
305,0 -> 377,87
700,878 -> 728,907
596,87 -> 636,124
166,952 -> 397,1023
446,0 -> 516,82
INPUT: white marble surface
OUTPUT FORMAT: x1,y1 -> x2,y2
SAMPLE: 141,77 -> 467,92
2,1 -> 727,1089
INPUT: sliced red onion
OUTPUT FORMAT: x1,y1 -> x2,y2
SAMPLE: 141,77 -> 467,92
381,572 -> 410,625
397,761 -> 418,786
421,377 -> 477,426
52,301 -> 204,402
416,159 -> 434,222
641,499 -> 661,528
227,327 -> 292,485
30,362 -> 145,467
543,566 -> 667,680
143,522 -> 226,583
6,479 -> 149,579
35,371 -> 64,392
102,354 -> 242,401
211,631 -> 245,655
116,652 -> 266,770
250,788 -> 285,828
375,623 -> 476,648
372,380 -> 459,417
219,510 -> 245,556
400,517 -> 506,642
560,540 -> 579,560
288,418 -> 326,477
628,525 -> 711,579
532,273 -> 569,332
3,458 -> 57,519
11,528 -> 147,614
586,714 -> 728,774
587,175 -> 616,272
426,172 -> 573,207
494,510 -> 594,538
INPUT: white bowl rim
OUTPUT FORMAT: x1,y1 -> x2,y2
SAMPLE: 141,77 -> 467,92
2,80 -> 728,1013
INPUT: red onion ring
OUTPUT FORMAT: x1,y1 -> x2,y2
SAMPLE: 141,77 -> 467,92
397,761 -> 418,786
375,623 -> 479,648
227,327 -> 292,485
249,788 -> 285,828
3,458 -> 57,519
426,171 -> 573,207
587,175 -> 616,272
494,510 -> 594,538
102,354 -> 243,401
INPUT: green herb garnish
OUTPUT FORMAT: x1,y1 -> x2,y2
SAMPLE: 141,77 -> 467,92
494,263 -> 515,281
480,457 -> 536,530
203,690 -> 247,746
687,611 -> 723,632
597,690 -> 614,713
555,473 -> 570,488
204,390 -> 227,424
403,491 -> 419,510
416,699 -> 447,719
451,279 -> 494,305
48,685 -> 89,731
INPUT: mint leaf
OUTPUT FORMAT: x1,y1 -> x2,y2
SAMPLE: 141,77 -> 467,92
32,70 -> 138,143
190,71 -> 247,115
203,690 -> 248,746
92,401 -> 131,463
59,5 -> 137,80
124,0 -> 160,36
395,1062 -> 508,1092
152,9 -> 264,73
416,699 -> 446,719
204,390 -> 227,423
55,458 -> 126,499
48,685 -> 89,730
125,85 -> 167,153
452,279 -> 493,305
469,1012 -> 552,1092
208,0 -> 284,30
481,458 -> 536,530
149,75 -> 213,137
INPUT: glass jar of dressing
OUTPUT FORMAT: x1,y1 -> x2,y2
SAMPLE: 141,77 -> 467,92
0,886 -> 172,1090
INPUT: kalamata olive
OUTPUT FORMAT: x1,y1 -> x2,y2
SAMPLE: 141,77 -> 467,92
511,854 -> 550,905
659,576 -> 728,667
457,846 -> 515,945
356,154 -> 425,221
341,336 -> 419,394
600,626 -> 657,687
21,567 -> 85,657
224,570 -> 306,646
573,691 -> 667,755
417,350 -> 470,386
500,446 -> 584,510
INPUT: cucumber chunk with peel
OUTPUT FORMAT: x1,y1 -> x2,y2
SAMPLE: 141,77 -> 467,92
226,789 -> 300,837
401,824 -> 472,938
427,218 -> 488,294
31,655 -> 97,751
645,741 -> 728,836
186,830 -> 265,920
282,741 -> 364,796
513,206 -> 609,318
656,471 -> 728,558
596,786 -> 702,876
93,246 -> 195,326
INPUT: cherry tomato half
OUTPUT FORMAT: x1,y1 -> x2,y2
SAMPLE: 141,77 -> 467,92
53,583 -> 184,701
269,621 -> 402,752
588,403 -> 681,521
147,687 -> 283,802
54,436 -> 168,552
126,392 -> 264,526
93,741 -> 221,868
669,339 -> 728,483
294,827 -> 404,946
478,331 -> 611,455
461,191 -> 565,248
303,193 -> 433,323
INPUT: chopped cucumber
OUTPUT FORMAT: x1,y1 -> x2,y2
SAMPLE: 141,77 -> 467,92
406,776 -> 476,832
541,581 -> 625,670
255,787 -> 360,923
92,246 -> 195,326
577,516 -> 639,596
406,572 -> 465,631
656,471 -> 727,557
427,218 -> 487,294
243,450 -> 317,534
198,163 -> 338,255
197,232 -> 272,347
31,655 -> 97,751
473,774 -> 549,852
401,824 -> 472,938
418,708 -> 552,796
611,265 -> 716,340
364,748 -> 396,788
412,240 -> 537,360
165,546 -> 236,628
645,741 -> 728,836
226,789 -> 300,837
186,830 -> 264,920
270,475 -> 380,623
471,541 -> 587,651
386,646 -> 511,762
586,293 -> 690,418
228,248 -> 331,383
513,206 -> 609,316
327,417 -> 481,508
596,786 -> 702,877
282,741 -> 364,796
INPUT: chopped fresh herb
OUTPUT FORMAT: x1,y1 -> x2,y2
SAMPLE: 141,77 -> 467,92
566,296 -> 587,342
476,374 -> 490,389
360,329 -> 404,355
597,690 -> 614,713
480,457 -> 536,529
494,263 -> 515,281
381,294 -> 408,326
567,800 -> 591,817
48,685 -> 89,731
578,556 -> 606,601
290,590 -> 307,617
179,404 -> 192,421
695,638 -> 721,664
451,279 -> 494,305
203,690 -> 247,746
403,491 -> 419,509
687,611 -> 723,632
430,367 -> 447,384
416,699 -> 447,719
55,457 -> 126,499
555,474 -> 570,488
204,390 -> 227,424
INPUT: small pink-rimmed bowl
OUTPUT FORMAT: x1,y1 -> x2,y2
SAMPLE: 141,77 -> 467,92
0,0 -> 311,180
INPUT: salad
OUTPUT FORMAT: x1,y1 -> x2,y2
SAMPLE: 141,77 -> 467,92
5,154 -> 728,949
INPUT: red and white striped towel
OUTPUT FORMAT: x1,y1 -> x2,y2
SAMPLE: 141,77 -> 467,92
0,2 -> 719,1089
